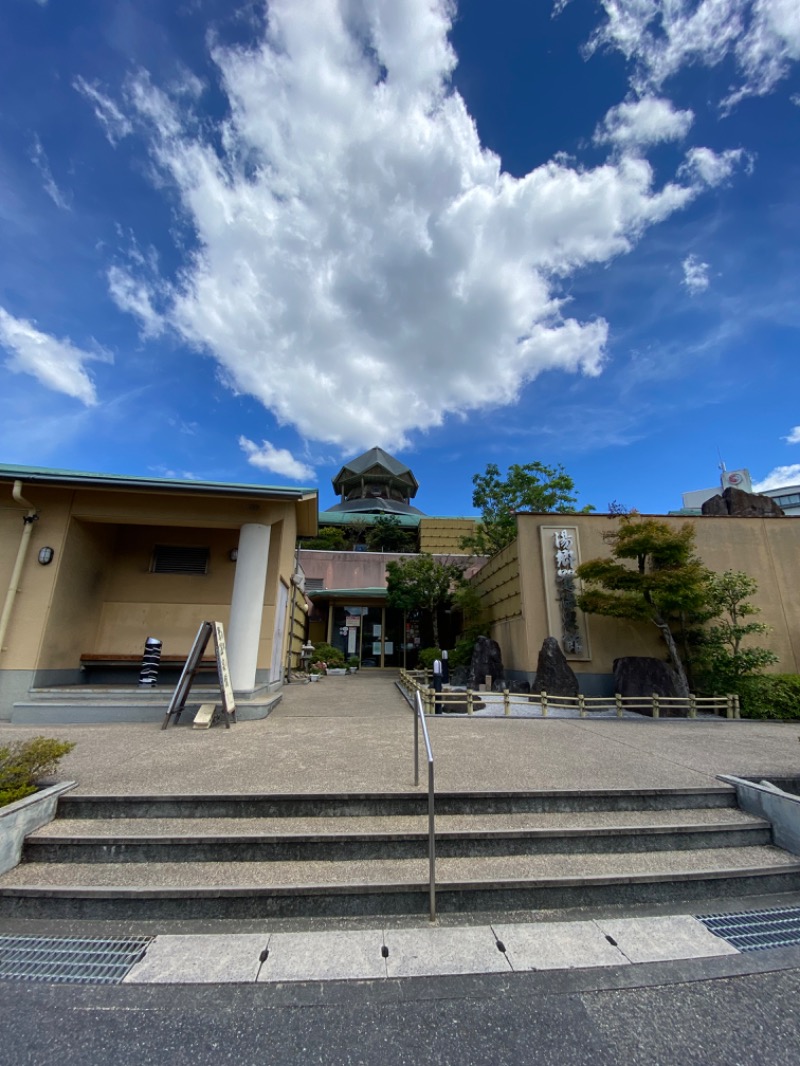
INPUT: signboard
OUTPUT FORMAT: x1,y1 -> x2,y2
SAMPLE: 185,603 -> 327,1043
162,620 -> 237,729
539,527 -> 591,661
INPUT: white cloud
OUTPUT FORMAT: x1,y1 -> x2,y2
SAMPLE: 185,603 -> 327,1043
239,437 -> 315,481
585,1 -> 800,108
0,307 -> 105,404
753,464 -> 800,491
30,135 -> 70,210
73,76 -> 133,146
678,147 -> 745,186
103,0 -> 745,451
682,254 -> 710,293
107,266 -> 165,338
594,96 -> 694,150
784,426 -> 800,443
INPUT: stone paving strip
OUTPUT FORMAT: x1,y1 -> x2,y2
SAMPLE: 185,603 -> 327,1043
123,915 -> 739,983
30,807 -> 760,837
2,846 -> 795,888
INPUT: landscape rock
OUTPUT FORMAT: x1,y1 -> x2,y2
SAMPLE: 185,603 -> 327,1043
469,636 -> 504,690
450,665 -> 469,687
702,487 -> 785,517
531,637 -> 579,697
493,679 -> 530,694
439,692 -> 486,713
613,656 -> 685,717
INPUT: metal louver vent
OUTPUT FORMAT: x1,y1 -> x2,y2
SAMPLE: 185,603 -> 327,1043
304,577 -> 324,591
696,907 -> 800,951
151,545 -> 210,574
0,935 -> 152,985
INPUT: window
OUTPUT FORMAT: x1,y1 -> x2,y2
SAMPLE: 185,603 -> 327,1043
151,545 -> 209,575
773,493 -> 800,508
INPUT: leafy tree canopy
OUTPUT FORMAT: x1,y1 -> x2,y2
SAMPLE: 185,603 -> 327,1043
460,462 -> 593,556
386,553 -> 466,646
576,518 -> 709,696
696,569 -> 778,694
365,514 -> 416,553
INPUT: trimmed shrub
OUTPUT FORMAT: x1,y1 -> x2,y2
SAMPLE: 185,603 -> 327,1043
312,642 -> 345,666
738,674 -> 800,720
0,736 -> 76,807
417,647 -> 442,670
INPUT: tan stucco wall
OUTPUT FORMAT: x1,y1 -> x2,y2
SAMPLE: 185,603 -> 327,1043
419,517 -> 477,555
470,538 -> 529,669
509,513 -> 800,679
39,520 -> 117,670
0,491 -> 73,668
0,482 -> 301,682
94,525 -> 237,656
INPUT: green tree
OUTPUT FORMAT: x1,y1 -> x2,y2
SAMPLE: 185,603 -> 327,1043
365,515 -> 416,553
576,518 -> 710,697
460,462 -> 593,556
386,553 -> 466,647
696,570 -> 778,695
301,525 -> 348,551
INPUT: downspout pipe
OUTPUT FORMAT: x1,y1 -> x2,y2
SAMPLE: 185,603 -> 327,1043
0,481 -> 39,654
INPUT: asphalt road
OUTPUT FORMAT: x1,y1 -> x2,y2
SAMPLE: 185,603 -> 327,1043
2,953 -> 800,1066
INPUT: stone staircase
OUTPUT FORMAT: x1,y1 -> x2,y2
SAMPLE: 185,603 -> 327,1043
1,787 -> 799,920
10,685 -> 279,725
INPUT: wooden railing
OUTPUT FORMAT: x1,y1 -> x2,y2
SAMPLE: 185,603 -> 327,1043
398,669 -> 740,719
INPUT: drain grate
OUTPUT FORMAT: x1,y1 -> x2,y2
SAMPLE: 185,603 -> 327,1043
696,907 -> 800,952
0,935 -> 153,985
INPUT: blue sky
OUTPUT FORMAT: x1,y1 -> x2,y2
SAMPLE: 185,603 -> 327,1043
0,0 -> 798,517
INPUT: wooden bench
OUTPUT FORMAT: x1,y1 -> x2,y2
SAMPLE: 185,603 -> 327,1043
80,654 -> 217,674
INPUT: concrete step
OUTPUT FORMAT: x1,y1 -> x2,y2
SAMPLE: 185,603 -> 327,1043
55,787 -> 738,820
24,809 -> 772,863
2,847 -> 799,920
11,691 -> 280,725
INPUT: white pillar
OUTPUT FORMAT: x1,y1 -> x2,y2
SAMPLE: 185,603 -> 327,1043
227,523 -> 271,691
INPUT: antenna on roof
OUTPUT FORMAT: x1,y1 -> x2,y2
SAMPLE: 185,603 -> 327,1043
717,447 -> 726,487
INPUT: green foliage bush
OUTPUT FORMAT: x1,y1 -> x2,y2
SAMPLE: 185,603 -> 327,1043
449,637 -> 476,669
0,736 -> 76,807
417,647 -> 442,670
312,642 -> 345,666
737,675 -> 800,720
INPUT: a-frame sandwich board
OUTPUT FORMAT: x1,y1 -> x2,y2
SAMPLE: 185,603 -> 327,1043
161,620 -> 236,730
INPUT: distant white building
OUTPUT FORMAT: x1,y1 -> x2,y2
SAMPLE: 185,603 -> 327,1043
680,468 -> 800,516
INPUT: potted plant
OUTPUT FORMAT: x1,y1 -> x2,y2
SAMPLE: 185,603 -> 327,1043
347,656 -> 359,674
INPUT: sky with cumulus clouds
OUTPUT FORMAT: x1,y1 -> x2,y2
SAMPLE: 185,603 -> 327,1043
0,0 -> 798,515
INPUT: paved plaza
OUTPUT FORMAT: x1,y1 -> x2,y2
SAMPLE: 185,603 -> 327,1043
1,671 -> 798,796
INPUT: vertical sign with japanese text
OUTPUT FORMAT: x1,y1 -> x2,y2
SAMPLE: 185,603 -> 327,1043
539,526 -> 591,661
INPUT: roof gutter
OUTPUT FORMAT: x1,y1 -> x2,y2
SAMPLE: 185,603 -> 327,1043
0,482 -> 39,656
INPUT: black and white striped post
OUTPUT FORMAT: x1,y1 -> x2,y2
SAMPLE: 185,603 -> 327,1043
138,637 -> 163,686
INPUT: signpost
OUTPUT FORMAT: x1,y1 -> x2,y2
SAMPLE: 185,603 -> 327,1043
161,621 -> 237,730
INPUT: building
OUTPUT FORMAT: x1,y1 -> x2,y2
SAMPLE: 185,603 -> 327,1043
475,511 -> 800,693
678,468 -> 800,516
300,446 -> 480,668
0,465 -> 317,719
2,451 -> 798,720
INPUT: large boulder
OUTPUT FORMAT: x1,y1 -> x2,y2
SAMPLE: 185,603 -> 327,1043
469,636 -> 504,690
613,657 -> 686,716
702,487 -> 785,517
531,637 -> 579,697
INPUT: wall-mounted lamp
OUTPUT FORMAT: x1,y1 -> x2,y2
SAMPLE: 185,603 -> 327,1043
38,546 -> 55,566
228,549 -> 238,562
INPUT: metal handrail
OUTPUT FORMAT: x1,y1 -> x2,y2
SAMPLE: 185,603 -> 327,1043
413,690 -> 436,922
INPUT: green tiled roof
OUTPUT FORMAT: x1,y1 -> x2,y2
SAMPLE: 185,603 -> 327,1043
0,463 -> 316,499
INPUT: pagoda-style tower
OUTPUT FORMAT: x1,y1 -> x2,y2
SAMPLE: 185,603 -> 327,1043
326,447 -> 424,516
